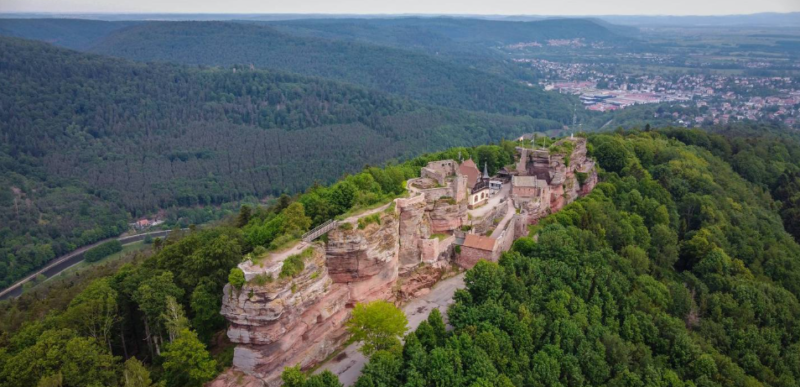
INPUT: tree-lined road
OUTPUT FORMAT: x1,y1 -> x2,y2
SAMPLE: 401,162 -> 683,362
0,229 -> 174,300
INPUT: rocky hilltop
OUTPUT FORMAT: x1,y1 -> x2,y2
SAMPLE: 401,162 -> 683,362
215,137 -> 597,386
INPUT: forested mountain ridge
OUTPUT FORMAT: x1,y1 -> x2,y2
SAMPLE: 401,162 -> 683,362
0,141 -> 518,387
345,129 -> 800,387
265,17 -> 634,48
0,18 -> 139,49
5,127 -> 800,387
260,17 -> 636,72
87,21 -> 579,122
0,36 -> 559,288
0,17 -> 635,72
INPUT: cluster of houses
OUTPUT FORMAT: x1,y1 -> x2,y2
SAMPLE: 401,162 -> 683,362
516,57 -> 800,128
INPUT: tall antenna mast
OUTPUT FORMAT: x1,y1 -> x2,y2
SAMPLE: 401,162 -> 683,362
572,103 -> 577,129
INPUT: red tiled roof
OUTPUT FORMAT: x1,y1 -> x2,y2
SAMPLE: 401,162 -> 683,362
459,159 -> 480,188
463,234 -> 496,251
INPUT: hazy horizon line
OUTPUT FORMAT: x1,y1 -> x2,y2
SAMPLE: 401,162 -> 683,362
2,11 -> 799,17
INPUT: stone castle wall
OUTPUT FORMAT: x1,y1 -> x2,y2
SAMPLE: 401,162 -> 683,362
222,190 -> 465,386
219,139 -> 597,387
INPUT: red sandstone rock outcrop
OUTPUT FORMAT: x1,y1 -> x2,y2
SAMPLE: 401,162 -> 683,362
396,196 -> 429,272
513,137 -> 597,224
429,199 -> 466,234
395,265 -> 448,301
325,213 -> 399,303
208,369 -> 265,387
221,245 -> 350,386
218,137 -> 598,386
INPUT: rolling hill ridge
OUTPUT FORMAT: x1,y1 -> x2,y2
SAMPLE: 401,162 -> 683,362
0,35 -> 559,288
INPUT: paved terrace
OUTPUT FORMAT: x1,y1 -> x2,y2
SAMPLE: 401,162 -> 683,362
468,183 -> 510,219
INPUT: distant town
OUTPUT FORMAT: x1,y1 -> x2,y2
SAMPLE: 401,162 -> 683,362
516,57 -> 800,129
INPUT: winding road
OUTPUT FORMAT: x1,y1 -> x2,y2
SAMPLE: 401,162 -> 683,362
0,229 -> 175,300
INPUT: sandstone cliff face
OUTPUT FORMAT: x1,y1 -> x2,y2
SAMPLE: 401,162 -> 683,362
221,202 -> 456,386
326,212 -> 399,303
429,199 -> 466,234
580,169 -> 598,196
219,141 -> 599,386
208,369 -> 265,387
221,245 -> 350,386
395,264 -> 449,301
396,196 -> 429,272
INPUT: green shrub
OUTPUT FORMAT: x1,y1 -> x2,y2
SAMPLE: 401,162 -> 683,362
358,214 -> 382,229
269,234 -> 296,250
438,196 -> 457,205
454,245 -> 461,254
549,140 -> 575,156
576,172 -> 588,186
249,273 -> 273,286
228,268 -> 246,289
252,245 -> 268,256
84,240 -> 123,263
280,251 -> 308,278
339,222 -> 353,231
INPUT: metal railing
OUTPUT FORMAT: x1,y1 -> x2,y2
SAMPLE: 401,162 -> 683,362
302,219 -> 339,242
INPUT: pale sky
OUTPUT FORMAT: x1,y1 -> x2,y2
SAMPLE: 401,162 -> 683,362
2,0 -> 799,16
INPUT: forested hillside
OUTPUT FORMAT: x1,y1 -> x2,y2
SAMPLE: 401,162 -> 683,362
0,18 -> 138,49
345,129 -> 800,387
0,142 -> 513,387
6,127 -> 800,386
0,17 -> 634,82
0,36 -> 559,288
263,17 -> 634,65
7,128 -> 800,387
88,21 -> 578,121
660,125 -> 800,245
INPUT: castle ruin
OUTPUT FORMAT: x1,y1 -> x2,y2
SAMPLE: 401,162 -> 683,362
214,137 -> 597,386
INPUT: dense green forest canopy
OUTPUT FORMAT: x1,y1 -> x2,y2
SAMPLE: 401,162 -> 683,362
10,126 -> 800,387
658,124 -> 800,247
86,21 -> 580,121
262,17 -> 635,61
6,127 -> 800,387
0,36 -> 561,288
0,17 -> 636,80
0,142 -> 515,387
0,18 -> 139,49
345,128 -> 800,387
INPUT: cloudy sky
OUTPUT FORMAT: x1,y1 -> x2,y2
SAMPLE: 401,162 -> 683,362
1,0 -> 799,16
